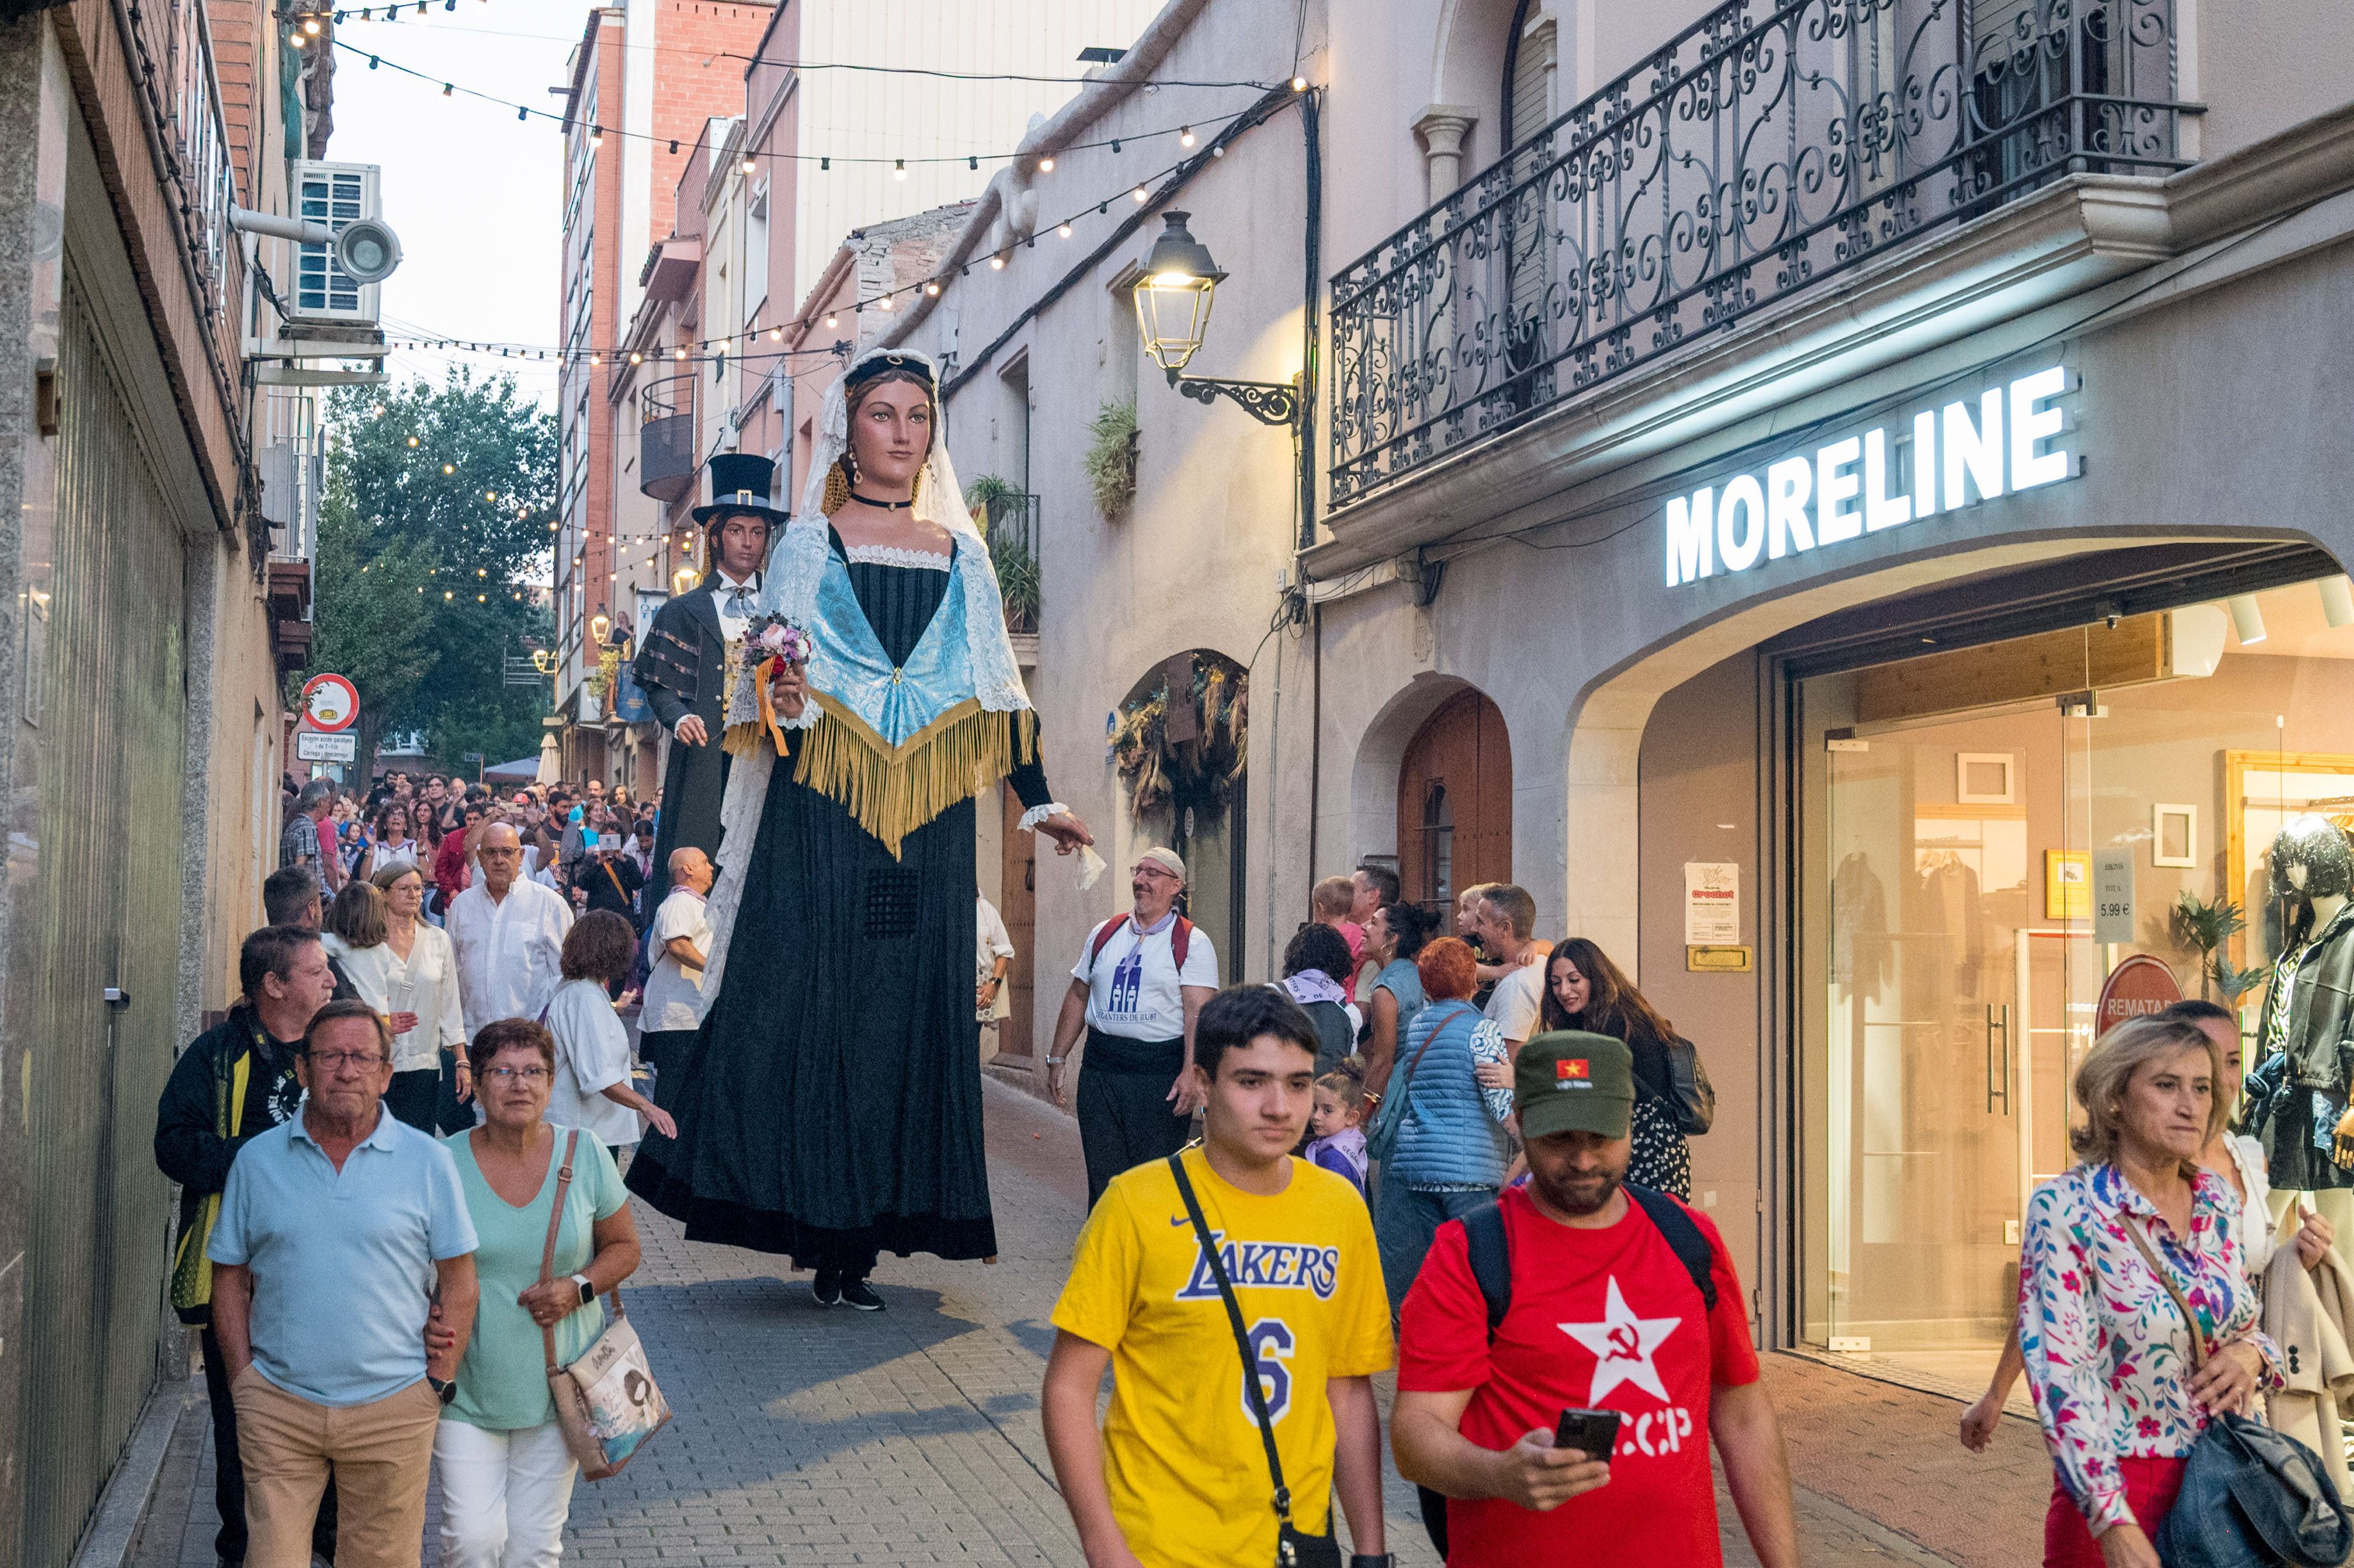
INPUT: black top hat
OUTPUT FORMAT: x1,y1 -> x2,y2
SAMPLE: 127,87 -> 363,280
691,453 -> 790,528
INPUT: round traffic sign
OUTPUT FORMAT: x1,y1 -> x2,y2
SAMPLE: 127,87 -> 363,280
301,672 -> 359,733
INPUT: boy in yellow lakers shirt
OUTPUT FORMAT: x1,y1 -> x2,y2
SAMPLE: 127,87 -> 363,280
1043,984 -> 1395,1568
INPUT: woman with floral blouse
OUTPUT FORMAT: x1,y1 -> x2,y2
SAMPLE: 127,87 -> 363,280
2020,1014 -> 2283,1567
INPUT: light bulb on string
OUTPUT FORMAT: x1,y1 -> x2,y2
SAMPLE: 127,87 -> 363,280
406,435 -> 419,447
1179,127 -> 1195,147
1038,157 -> 1055,172
893,159 -> 906,180
1292,75 -> 1308,91
1132,186 -> 1148,203
989,254 -> 1004,270
443,464 -> 455,474
924,282 -> 939,297
824,314 -> 838,328
1057,222 -> 1073,238
742,156 -> 756,174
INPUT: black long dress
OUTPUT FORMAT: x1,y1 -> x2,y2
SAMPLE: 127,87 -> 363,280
626,535 -> 1052,1268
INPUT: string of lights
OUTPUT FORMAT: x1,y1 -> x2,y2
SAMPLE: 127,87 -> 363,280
311,96 -> 1297,370
323,35 -> 1258,174
285,4 -> 1278,90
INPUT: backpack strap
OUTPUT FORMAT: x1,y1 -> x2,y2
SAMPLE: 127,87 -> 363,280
1085,916 -> 1127,974
1087,914 -> 1194,976
1625,1183 -> 1719,1313
1461,1202 -> 1513,1339
1462,1184 -> 1717,1342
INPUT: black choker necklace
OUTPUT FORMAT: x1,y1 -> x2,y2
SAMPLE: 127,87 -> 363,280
847,490 -> 914,511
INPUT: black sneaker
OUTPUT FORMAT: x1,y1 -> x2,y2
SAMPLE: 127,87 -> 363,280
811,1270 -> 841,1307
840,1275 -> 884,1312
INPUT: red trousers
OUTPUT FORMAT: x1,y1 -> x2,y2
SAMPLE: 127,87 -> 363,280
2043,1457 -> 2188,1567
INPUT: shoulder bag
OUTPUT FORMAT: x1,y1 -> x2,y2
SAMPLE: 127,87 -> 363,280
1365,1002 -> 1473,1166
1664,1035 -> 1715,1136
539,1128 -> 671,1479
1167,1152 -> 1345,1568
2123,1218 -> 2351,1565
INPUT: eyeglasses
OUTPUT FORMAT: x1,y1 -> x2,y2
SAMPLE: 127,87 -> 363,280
481,1065 -> 551,1085
1131,864 -> 1178,882
307,1050 -> 386,1071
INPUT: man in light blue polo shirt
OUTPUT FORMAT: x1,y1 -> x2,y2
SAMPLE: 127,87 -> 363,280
209,999 -> 480,1568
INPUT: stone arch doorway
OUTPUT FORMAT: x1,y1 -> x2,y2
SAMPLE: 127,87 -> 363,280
1110,649 -> 1250,967
1398,687 -> 1513,931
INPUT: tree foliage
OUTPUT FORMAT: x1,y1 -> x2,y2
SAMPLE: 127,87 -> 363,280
304,369 -> 557,775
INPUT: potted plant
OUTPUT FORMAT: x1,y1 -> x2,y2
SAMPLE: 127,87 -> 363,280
1084,400 -> 1139,519
2171,890 -> 2268,1003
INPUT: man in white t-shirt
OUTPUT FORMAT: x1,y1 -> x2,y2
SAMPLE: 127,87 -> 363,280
445,822 -> 574,1040
638,846 -> 714,1085
1472,883 -> 1545,1058
1046,847 -> 1219,1207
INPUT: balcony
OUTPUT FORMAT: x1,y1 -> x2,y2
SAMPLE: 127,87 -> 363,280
639,373 -> 696,502
1327,0 -> 2187,512
980,491 -> 1041,650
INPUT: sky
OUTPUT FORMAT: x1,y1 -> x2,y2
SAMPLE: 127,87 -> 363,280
322,1 -> 599,405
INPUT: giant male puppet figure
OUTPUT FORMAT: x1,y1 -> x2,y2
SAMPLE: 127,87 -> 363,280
631,453 -> 784,912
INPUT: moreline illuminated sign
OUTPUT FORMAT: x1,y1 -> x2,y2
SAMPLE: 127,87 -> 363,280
1665,366 -> 2076,588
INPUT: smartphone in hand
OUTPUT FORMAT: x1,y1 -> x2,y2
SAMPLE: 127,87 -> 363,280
1554,1407 -> 1622,1464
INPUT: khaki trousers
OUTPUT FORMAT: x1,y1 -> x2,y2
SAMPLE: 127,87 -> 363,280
231,1367 -> 440,1568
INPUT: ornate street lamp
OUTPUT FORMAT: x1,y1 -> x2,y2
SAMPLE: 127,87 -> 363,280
1130,212 -> 1300,427
590,611 -> 611,644
530,648 -> 551,674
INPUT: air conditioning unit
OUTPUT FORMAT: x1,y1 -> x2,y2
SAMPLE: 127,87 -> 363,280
286,160 -> 385,327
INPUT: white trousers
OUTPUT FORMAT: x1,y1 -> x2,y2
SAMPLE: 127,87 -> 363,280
433,1417 -> 580,1568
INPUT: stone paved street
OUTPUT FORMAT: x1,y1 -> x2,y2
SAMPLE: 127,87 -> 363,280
130,1078 -> 1988,1566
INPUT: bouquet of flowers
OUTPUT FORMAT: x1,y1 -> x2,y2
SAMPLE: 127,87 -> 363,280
743,614 -> 813,667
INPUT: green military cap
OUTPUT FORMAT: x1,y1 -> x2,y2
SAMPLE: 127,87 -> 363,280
1514,1030 -> 1635,1140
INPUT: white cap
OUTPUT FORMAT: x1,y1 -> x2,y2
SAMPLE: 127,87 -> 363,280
1136,846 -> 1187,884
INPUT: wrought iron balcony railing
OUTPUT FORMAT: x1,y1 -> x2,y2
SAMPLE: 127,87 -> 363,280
1328,0 -> 2186,508
638,372 -> 697,503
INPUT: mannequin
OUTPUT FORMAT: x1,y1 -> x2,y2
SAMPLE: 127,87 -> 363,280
2244,815 -> 2354,1238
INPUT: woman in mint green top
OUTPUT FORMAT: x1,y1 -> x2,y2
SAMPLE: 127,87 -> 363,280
434,1017 -> 642,1567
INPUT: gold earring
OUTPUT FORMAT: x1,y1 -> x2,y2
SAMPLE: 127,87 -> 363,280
821,458 -> 850,515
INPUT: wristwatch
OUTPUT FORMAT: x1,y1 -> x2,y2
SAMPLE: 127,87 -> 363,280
570,1272 -> 595,1305
427,1376 -> 457,1407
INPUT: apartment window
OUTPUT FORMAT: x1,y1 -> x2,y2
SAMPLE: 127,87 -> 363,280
745,180 -> 770,323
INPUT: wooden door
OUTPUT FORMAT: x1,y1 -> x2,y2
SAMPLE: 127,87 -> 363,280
1397,690 -> 1513,932
997,788 -> 1037,1058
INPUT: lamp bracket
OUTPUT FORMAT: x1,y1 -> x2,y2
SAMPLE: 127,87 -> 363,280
1166,368 -> 1301,427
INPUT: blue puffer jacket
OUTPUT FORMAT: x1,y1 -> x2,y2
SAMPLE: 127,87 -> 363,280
1388,999 -> 1507,1189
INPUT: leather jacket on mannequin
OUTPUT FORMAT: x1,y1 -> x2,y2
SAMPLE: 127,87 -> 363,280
2250,815 -> 2354,1193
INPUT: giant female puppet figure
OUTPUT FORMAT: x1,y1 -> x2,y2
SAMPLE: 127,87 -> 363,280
626,347 -> 1092,1307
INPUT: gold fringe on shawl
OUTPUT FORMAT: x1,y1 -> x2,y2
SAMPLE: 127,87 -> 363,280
722,656 -> 1038,858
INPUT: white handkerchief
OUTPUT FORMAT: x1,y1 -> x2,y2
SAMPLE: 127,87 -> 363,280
1074,845 -> 1107,892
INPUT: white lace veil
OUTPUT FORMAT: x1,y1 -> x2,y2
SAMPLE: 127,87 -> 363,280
792,344 -> 978,540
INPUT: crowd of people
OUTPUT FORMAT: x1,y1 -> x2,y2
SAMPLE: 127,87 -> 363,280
186,765 -> 2354,1568
184,327 -> 2349,1568
148,768 -> 708,1568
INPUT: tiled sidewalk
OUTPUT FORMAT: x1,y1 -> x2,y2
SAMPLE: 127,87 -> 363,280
128,1080 -> 1987,1565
